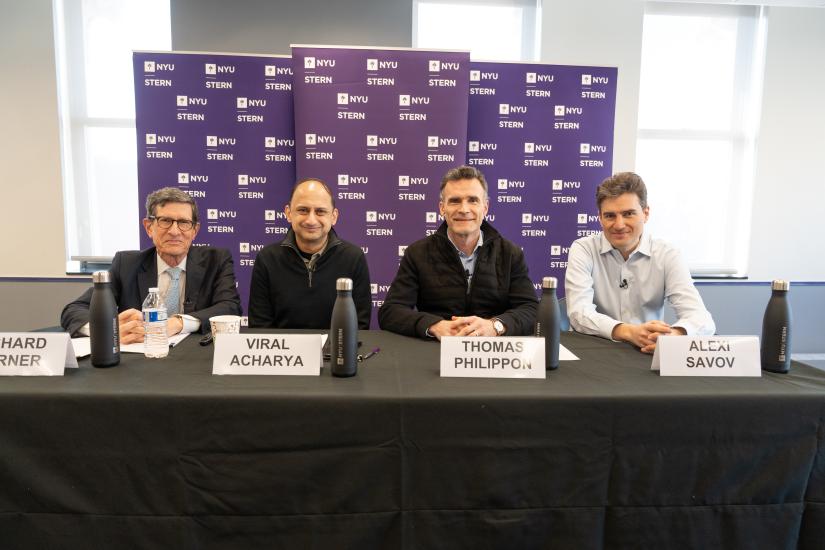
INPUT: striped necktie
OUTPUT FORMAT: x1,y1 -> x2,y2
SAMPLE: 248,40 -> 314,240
165,267 -> 182,315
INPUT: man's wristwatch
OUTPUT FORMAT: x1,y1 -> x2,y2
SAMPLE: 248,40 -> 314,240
492,318 -> 505,336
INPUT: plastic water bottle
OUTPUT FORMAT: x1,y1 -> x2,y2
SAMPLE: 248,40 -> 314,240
761,280 -> 792,373
142,287 -> 169,358
89,271 -> 120,368
535,276 -> 561,370
330,278 -> 358,377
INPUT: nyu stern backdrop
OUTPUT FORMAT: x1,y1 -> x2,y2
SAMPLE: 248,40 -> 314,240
133,51 -> 296,315
291,45 -> 470,325
467,62 -> 617,296
133,48 -> 618,326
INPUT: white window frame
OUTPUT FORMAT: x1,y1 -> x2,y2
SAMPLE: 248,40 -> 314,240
413,0 -> 542,62
53,0 -> 171,271
636,1 -> 768,277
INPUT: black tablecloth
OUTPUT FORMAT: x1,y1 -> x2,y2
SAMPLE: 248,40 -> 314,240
1,331 -> 824,549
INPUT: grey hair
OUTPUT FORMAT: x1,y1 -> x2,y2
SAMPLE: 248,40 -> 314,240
145,187 -> 199,223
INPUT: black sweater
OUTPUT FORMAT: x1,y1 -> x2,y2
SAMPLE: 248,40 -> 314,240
378,221 -> 538,338
248,228 -> 372,329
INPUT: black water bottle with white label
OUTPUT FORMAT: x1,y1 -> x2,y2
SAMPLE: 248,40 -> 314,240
89,271 -> 120,368
535,276 -> 560,370
330,278 -> 358,377
761,280 -> 792,373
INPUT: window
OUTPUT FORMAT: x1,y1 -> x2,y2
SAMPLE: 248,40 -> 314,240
413,0 -> 541,62
54,0 -> 171,269
635,2 -> 767,276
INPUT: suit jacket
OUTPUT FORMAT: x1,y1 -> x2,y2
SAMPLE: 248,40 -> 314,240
60,246 -> 242,336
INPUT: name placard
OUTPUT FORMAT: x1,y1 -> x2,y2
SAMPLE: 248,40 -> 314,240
213,334 -> 323,376
651,335 -> 761,377
440,337 -> 546,379
0,333 -> 78,376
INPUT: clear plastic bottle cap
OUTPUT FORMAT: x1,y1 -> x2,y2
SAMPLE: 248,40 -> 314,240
542,276 -> 558,289
92,271 -> 111,283
336,278 -> 353,291
148,287 -> 159,293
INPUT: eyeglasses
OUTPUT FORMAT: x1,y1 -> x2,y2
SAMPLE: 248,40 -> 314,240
149,216 -> 196,231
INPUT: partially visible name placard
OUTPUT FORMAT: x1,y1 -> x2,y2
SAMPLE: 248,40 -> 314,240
440,337 -> 546,379
651,335 -> 761,377
213,334 -> 322,376
0,333 -> 78,376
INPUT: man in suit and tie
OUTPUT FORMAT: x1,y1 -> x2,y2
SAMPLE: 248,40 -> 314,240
61,187 -> 242,343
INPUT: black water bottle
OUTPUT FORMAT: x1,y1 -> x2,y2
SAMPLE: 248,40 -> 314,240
330,278 -> 358,377
761,280 -> 792,373
535,276 -> 560,370
89,271 -> 120,368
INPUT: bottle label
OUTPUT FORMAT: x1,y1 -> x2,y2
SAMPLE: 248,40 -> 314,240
144,310 -> 168,323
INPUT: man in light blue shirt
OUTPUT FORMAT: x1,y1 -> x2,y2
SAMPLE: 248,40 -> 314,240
565,172 -> 715,353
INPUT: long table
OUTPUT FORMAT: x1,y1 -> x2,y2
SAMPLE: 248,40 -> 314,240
1,330 -> 824,549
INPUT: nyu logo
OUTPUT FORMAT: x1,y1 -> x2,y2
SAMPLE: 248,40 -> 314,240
205,63 -> 235,75
524,143 -> 552,153
237,97 -> 267,108
178,173 -> 209,184
337,175 -> 369,186
264,210 -> 286,221
577,213 -> 600,224
145,133 -> 175,144
177,95 -> 207,107
305,133 -> 336,145
499,104 -> 528,115
207,209 -> 237,219
427,135 -> 457,148
425,212 -> 439,223
206,135 -> 236,147
581,74 -> 609,85
367,59 -> 398,70
265,137 -> 294,148
366,211 -> 396,222
526,72 -> 554,83
338,93 -> 369,105
551,245 -> 570,256
522,213 -> 550,224
398,245 -> 407,257
555,105 -> 583,116
470,70 -> 499,81
144,61 -> 174,72
237,174 -> 268,185
429,60 -> 460,72
367,135 -> 397,146
265,65 -> 292,76
580,143 -> 608,154
304,57 -> 336,69
468,141 -> 497,152
398,95 -> 430,106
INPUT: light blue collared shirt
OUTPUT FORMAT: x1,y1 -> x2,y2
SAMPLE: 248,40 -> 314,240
448,231 -> 484,286
565,232 -> 715,340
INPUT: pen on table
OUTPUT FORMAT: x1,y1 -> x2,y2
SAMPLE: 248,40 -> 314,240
358,347 -> 380,362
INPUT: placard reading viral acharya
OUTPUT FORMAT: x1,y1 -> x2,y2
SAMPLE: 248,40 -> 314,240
291,45 -> 471,326
467,62 -> 617,298
133,51 -> 296,316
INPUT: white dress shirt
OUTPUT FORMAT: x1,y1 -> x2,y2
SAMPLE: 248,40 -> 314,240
565,232 -> 715,340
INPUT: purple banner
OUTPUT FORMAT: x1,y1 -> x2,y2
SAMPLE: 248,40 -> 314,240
291,46 -> 471,326
467,62 -> 617,297
133,51 -> 295,318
